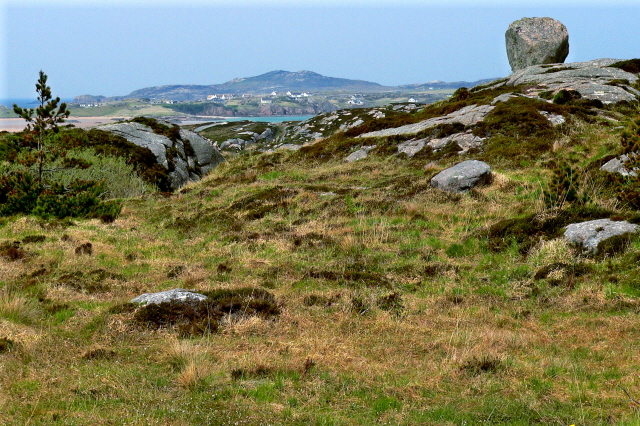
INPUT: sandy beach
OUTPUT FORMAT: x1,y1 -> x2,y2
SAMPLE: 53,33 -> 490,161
0,116 -> 125,132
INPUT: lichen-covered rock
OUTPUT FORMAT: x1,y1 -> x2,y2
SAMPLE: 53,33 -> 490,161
506,17 -> 569,71
130,288 -> 208,306
564,219 -> 639,253
430,160 -> 492,193
98,120 -> 225,190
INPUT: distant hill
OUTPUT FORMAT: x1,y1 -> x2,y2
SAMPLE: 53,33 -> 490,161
118,70 -> 497,101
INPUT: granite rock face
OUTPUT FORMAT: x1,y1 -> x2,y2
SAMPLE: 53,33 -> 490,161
564,219 -> 639,253
358,104 -> 495,139
506,17 -> 569,71
498,58 -> 640,104
98,120 -> 225,191
430,160 -> 492,193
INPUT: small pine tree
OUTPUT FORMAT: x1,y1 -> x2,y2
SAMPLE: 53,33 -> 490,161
1,71 -> 121,221
13,70 -> 70,185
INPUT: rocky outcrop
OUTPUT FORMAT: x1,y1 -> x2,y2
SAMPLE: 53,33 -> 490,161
498,58 -> 640,104
97,119 -> 225,191
430,160 -> 492,193
358,104 -> 495,139
564,219 -> 639,253
506,17 -> 569,71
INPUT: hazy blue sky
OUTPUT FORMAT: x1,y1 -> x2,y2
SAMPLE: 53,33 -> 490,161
2,0 -> 639,99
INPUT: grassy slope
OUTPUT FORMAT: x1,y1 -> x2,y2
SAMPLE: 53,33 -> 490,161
2,94 -> 640,425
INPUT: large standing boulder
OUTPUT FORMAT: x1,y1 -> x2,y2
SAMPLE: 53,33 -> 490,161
430,160 -> 492,193
506,17 -> 569,71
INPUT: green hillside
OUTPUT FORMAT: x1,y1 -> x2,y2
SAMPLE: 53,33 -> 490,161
2,66 -> 640,425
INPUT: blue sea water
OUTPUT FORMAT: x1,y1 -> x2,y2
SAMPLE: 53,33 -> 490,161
0,98 -> 74,109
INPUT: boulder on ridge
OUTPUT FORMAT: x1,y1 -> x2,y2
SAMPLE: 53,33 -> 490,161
506,17 -> 569,71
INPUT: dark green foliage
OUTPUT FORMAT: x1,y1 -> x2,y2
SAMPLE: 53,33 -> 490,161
0,337 -> 15,354
350,296 -> 370,315
543,162 -> 586,209
231,365 -> 276,380
376,292 -> 404,316
541,66 -> 575,74
607,79 -> 631,87
228,186 -> 298,220
21,235 -> 46,244
533,262 -> 592,280
0,165 -> 121,222
609,59 -> 640,74
553,89 -> 582,105
59,269 -> 125,294
603,116 -> 640,209
485,206 -> 614,254
2,72 -> 123,221
460,355 -> 503,376
538,91 -> 554,100
0,171 -> 42,216
82,348 -> 116,360
302,293 -> 341,307
307,269 -> 392,289
133,287 -> 280,336
0,241 -> 28,261
595,232 -> 636,259
449,87 -> 470,102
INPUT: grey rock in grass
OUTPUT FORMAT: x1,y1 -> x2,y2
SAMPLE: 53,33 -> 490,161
345,146 -> 375,162
506,17 -> 569,71
430,160 -> 492,193
601,154 -> 637,177
427,132 -> 485,153
97,121 -> 225,190
397,139 -> 427,158
130,288 -> 208,306
564,219 -> 639,253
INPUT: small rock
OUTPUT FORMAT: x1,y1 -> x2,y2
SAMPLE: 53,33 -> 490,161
430,160 -> 492,193
601,154 -> 637,177
345,146 -> 375,162
564,219 -> 639,253
130,288 -> 208,306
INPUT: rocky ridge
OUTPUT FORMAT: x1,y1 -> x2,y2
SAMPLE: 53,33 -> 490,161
97,119 -> 225,191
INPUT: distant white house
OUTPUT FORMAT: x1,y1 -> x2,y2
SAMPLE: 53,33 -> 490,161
271,91 -> 278,96
242,94 -> 252,98
260,98 -> 272,104
207,95 -> 217,100
408,98 -> 417,103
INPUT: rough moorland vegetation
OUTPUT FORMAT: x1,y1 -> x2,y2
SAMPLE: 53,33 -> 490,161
2,62 -> 640,425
